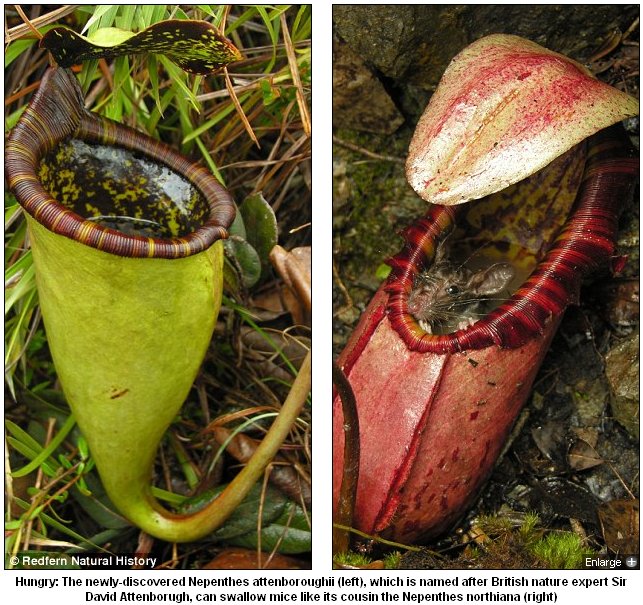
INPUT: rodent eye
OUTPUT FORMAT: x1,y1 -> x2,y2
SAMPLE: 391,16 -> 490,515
446,285 -> 461,296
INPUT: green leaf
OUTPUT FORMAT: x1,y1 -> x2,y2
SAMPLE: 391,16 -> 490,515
291,5 -> 312,43
115,5 -> 136,32
255,6 -> 283,73
375,263 -> 392,281
41,19 -> 242,75
7,437 -> 59,477
11,497 -> 113,549
6,419 -> 46,456
5,39 -> 37,67
213,485 -> 287,541
182,95 -> 246,142
81,5 -> 120,34
225,236 -> 262,289
230,500 -> 312,554
71,474 -> 131,530
4,262 -> 35,316
137,6 -> 163,31
179,483 -> 285,540
260,79 -> 281,106
194,136 -> 224,184
183,480 -> 311,554
158,55 -> 200,114
238,193 -> 278,278
5,106 -> 27,132
147,54 -> 163,118
228,207 -> 247,239
222,256 -> 242,296
9,415 -> 76,478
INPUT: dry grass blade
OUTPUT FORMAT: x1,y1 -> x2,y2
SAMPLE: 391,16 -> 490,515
197,78 -> 258,102
20,417 -> 56,549
219,5 -> 230,36
4,80 -> 41,106
5,5 -> 77,42
224,66 -> 260,147
333,134 -> 406,164
254,132 -> 310,200
222,154 -> 310,170
24,537 -> 82,549
13,5 -> 43,40
280,12 -> 310,137
205,406 -> 281,430
5,440 -> 15,519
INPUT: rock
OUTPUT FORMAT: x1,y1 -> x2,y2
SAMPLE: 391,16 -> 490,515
333,35 -> 403,134
598,499 -> 639,554
334,5 -> 467,84
333,5 -> 639,124
605,332 -> 640,439
334,5 -> 638,84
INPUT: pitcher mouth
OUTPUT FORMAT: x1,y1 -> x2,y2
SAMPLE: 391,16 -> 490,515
5,67 -> 235,259
384,131 -> 637,354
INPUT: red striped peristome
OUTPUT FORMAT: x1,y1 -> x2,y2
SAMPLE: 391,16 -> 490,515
5,67 -> 235,259
385,128 -> 638,353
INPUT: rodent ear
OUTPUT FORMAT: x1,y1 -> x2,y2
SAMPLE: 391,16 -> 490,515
434,239 -> 449,264
469,262 -> 515,296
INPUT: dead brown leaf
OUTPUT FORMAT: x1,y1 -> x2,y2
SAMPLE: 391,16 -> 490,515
212,427 -> 311,508
598,499 -> 639,554
270,245 -> 311,326
202,547 -> 309,569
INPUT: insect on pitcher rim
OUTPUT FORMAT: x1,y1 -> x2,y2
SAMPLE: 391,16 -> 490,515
5,67 -> 236,259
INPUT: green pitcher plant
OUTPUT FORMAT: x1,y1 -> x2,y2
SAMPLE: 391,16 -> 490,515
5,65 -> 310,543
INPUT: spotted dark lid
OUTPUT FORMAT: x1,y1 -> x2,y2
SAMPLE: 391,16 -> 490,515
5,67 -> 235,259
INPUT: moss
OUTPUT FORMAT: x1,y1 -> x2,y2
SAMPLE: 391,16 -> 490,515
529,532 -> 595,569
333,128 -> 425,315
333,551 -> 373,568
393,511 -> 598,569
383,551 -> 403,569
